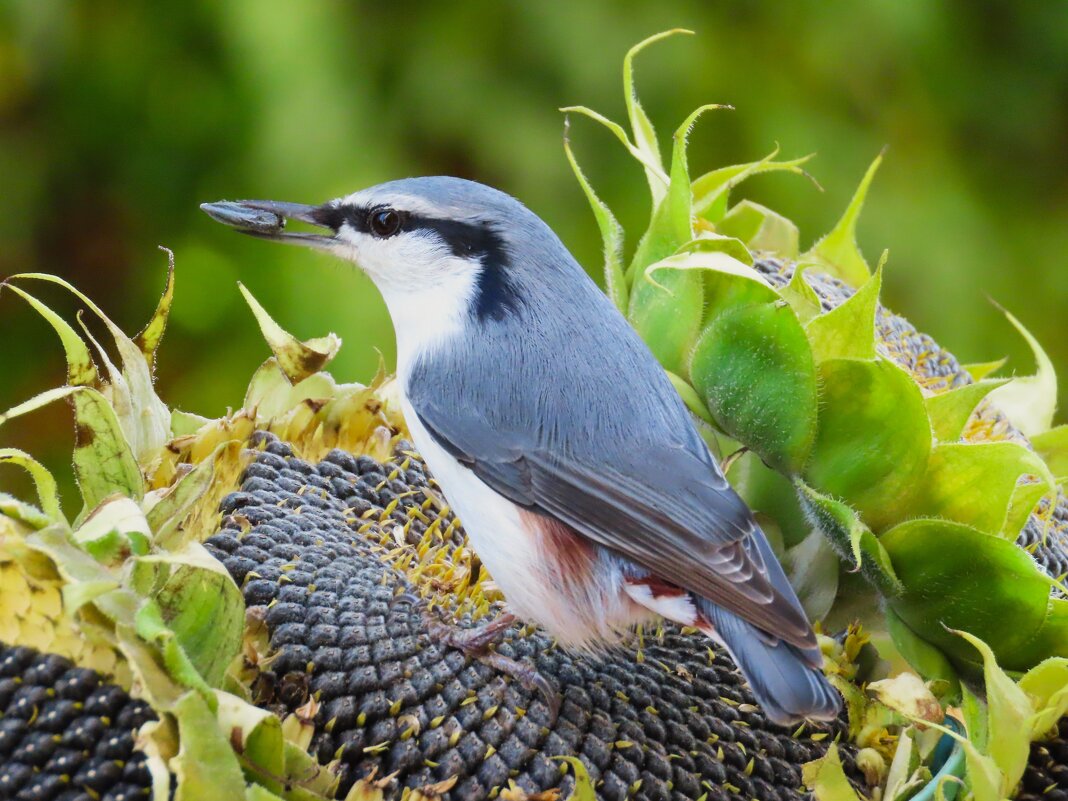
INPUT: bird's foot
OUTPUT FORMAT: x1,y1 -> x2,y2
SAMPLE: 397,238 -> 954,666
429,611 -> 518,651
427,612 -> 560,723
479,650 -> 561,723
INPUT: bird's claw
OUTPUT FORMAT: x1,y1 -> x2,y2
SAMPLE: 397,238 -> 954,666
427,611 -> 516,651
479,650 -> 560,724
425,611 -> 560,724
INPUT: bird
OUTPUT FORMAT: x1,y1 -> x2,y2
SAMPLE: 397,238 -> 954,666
201,177 -> 842,725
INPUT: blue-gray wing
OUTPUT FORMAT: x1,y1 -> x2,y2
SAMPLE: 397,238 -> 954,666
408,376 -> 816,650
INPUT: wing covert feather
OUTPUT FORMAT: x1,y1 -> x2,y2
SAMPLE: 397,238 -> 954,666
411,394 -> 816,649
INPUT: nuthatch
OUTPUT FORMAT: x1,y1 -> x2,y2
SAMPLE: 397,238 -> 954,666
202,178 -> 841,724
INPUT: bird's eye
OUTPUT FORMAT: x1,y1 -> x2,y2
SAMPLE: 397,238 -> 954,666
368,207 -> 402,238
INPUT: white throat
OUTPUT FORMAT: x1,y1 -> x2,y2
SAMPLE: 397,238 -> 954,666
375,268 -> 476,385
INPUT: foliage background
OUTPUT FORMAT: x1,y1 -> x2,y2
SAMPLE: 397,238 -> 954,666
1,1 -> 1067,504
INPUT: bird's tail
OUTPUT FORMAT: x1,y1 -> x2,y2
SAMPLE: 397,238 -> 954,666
696,600 -> 841,726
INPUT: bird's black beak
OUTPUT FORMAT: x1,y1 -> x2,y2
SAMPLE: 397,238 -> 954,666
200,199 -> 339,250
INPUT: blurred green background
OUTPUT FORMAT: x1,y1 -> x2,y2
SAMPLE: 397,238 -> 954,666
2,1 -> 1067,505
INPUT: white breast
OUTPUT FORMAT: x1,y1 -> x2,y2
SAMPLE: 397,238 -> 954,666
400,397 -> 542,610
399,395 -> 651,646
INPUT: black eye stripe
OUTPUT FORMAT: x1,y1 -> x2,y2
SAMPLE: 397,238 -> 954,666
330,205 -> 495,257
314,202 -> 521,321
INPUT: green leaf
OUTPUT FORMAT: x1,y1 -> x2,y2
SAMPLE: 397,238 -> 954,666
635,244 -> 779,377
75,495 -> 151,546
0,385 -> 144,509
214,691 -> 287,795
1031,424 -> 1068,479
674,231 -> 754,265
172,691 -> 247,801
910,441 -> 1054,537
4,285 -> 99,386
239,283 -> 341,384
664,371 -> 713,424
805,265 -> 882,362
882,729 -> 925,801
729,452 -> 812,547
783,529 -> 839,621
802,152 -> 883,287
795,481 -> 903,596
881,519 -> 1062,671
81,530 -> 130,563
1019,657 -> 1068,737
245,787 -> 286,801
130,545 -> 245,687
952,629 -> 1032,791
147,441 -> 237,549
1003,476 -> 1055,540
28,524 -> 146,633
885,606 -> 960,696
629,257 -> 712,377
134,248 -> 176,374
802,744 -> 863,801
115,621 -> 188,710
1024,600 -> 1068,674
558,105 -> 668,188
690,299 -> 818,472
693,146 -> 814,222
987,308 -> 1057,437
0,492 -> 52,529
9,273 -> 171,464
925,379 -> 1009,442
171,409 -> 212,437
958,738 -> 1004,801
622,29 -> 691,206
717,200 -> 801,257
963,357 -> 1007,381
244,360 -> 296,418
61,579 -> 121,616
0,448 -> 63,521
628,104 -> 724,278
134,600 -> 214,695
960,685 -> 989,751
647,242 -> 774,309
563,116 -> 627,312
804,358 -> 931,531
555,756 -> 597,801
779,265 -> 823,325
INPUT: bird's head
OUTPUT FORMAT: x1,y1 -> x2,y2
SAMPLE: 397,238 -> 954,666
200,178 -> 561,335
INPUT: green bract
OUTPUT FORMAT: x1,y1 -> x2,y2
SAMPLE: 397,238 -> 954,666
0,263 -> 397,799
564,30 -> 1067,692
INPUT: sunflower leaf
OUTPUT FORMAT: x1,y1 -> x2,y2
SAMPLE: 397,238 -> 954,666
1031,424 -> 1068,479
718,200 -> 801,257
987,308 -> 1057,437
238,283 -> 341,385
911,441 -> 1055,537
0,448 -> 63,522
925,379 -> 1010,442
563,116 -> 627,311
693,147 -> 814,222
134,249 -> 176,374
802,744 -> 863,801
7,272 -> 171,463
3,285 -> 98,387
0,385 -> 144,510
802,152 -> 883,287
805,265 -> 882,362
622,29 -> 692,205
